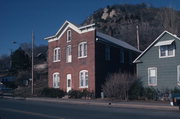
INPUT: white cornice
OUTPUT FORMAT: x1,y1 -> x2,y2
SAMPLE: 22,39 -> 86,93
45,21 -> 95,42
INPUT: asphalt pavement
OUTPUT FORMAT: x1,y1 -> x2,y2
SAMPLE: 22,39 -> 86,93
0,98 -> 180,119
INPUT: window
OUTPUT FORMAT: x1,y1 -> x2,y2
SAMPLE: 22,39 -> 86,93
177,66 -> 180,85
78,42 -> 87,58
159,44 -> 175,58
67,30 -> 72,42
120,48 -> 124,63
53,47 -> 60,62
148,67 -> 157,86
66,45 -> 72,63
53,73 -> 60,88
105,45 -> 110,61
79,70 -> 88,88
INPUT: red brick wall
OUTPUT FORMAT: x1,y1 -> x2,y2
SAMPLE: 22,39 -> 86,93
48,28 -> 96,93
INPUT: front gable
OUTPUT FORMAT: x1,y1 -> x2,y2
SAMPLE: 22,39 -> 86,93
134,31 -> 180,63
45,21 -> 95,42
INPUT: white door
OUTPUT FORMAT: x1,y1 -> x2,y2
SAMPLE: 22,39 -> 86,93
67,74 -> 72,92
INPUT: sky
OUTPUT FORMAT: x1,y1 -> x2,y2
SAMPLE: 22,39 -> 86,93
0,0 -> 180,56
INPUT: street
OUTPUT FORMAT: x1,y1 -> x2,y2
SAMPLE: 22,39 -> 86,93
0,98 -> 180,119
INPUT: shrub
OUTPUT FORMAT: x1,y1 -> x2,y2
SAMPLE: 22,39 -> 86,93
41,88 -> 66,98
142,87 -> 158,100
68,90 -> 83,99
102,72 -> 136,100
128,79 -> 144,100
68,89 -> 94,99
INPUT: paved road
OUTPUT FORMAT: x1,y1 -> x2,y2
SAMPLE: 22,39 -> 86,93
0,98 -> 180,119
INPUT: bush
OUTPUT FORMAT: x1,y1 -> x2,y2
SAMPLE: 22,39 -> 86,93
68,89 -> 94,99
142,87 -> 158,100
128,79 -> 144,100
102,72 -> 136,100
68,90 -> 83,99
41,88 -> 66,98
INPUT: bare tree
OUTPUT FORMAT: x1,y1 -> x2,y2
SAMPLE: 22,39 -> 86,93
158,7 -> 178,34
102,72 -> 136,100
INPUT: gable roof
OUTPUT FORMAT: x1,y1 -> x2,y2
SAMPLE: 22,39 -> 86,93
133,30 -> 180,63
45,21 -> 95,42
45,20 -> 140,53
96,32 -> 140,52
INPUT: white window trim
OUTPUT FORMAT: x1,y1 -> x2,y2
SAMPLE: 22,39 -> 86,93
78,42 -> 87,59
159,45 -> 175,58
67,30 -> 72,42
66,45 -> 72,63
53,47 -> 60,62
148,67 -> 157,86
79,70 -> 88,88
177,65 -> 180,86
53,72 -> 60,88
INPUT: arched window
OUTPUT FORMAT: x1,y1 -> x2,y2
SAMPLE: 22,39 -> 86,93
53,72 -> 60,88
79,70 -> 88,88
78,42 -> 87,58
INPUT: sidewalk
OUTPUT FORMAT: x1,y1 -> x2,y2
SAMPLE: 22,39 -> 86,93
2,96 -> 179,111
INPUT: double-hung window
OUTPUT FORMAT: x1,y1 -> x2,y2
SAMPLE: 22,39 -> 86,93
159,44 -> 175,58
79,70 -> 88,88
148,67 -> 157,86
177,66 -> 180,85
66,45 -> 72,63
67,30 -> 72,42
53,47 -> 60,62
53,73 -> 60,88
155,40 -> 175,58
78,42 -> 87,58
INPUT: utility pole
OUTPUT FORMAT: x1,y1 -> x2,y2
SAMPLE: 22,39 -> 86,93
31,31 -> 34,95
136,25 -> 140,50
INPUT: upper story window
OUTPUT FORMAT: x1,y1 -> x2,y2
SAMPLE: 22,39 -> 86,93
53,72 -> 60,88
79,70 -> 88,88
105,45 -> 110,61
148,67 -> 157,86
78,42 -> 87,58
120,48 -> 124,63
177,66 -> 180,85
155,40 -> 175,58
66,45 -> 72,63
67,30 -> 72,42
159,44 -> 175,58
53,47 -> 60,62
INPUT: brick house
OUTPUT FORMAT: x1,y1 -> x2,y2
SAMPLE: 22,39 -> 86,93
45,21 -> 140,97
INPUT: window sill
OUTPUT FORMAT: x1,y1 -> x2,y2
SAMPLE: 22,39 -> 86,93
159,55 -> 175,58
148,84 -> 157,86
53,87 -> 60,89
78,56 -> 87,59
53,60 -> 60,63
79,86 -> 88,89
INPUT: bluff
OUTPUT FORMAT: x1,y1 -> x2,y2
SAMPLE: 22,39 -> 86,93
82,3 -> 180,50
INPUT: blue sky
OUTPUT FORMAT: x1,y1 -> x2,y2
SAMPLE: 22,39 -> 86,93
0,0 -> 180,56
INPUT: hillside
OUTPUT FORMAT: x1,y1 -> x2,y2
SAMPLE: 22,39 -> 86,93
82,3 -> 180,51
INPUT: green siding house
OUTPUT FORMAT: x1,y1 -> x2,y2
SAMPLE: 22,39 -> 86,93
134,31 -> 180,91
